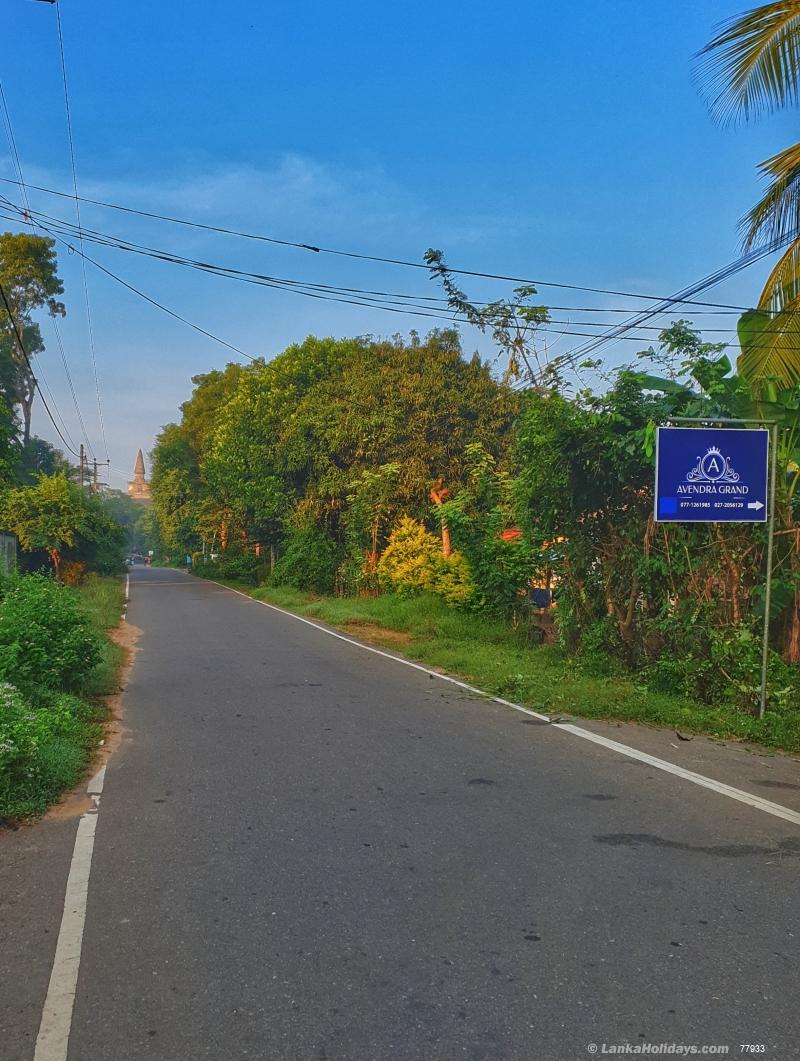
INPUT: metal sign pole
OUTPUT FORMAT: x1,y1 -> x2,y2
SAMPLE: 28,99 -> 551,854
657,417 -> 777,719
759,424 -> 779,719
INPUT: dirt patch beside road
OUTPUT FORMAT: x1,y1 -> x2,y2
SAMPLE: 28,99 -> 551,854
341,619 -> 413,646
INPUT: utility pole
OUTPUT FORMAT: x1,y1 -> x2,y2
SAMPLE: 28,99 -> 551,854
93,458 -> 98,493
79,444 -> 85,489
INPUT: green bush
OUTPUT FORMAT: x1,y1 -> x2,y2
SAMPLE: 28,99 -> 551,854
643,624 -> 800,713
576,616 -> 626,677
0,575 -> 102,692
272,524 -> 341,594
0,685 -> 102,819
0,683 -> 43,781
377,517 -> 473,605
195,549 -> 262,585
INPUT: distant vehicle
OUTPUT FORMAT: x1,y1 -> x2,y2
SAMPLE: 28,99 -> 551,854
128,554 -> 145,566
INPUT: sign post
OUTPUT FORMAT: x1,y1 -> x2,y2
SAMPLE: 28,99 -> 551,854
654,420 -> 777,718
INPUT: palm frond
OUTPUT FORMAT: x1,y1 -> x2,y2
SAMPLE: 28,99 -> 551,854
737,301 -> 800,389
698,1 -> 800,124
742,141 -> 800,247
756,237 -> 800,309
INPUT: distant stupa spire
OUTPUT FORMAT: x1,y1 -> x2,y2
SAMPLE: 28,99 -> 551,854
128,449 -> 152,502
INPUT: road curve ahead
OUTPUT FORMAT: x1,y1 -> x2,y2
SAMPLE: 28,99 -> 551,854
28,568 -> 800,1058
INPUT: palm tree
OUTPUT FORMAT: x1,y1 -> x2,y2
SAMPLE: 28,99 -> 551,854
699,2 -> 800,386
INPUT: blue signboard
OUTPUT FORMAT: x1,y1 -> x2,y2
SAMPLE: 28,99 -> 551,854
655,427 -> 769,523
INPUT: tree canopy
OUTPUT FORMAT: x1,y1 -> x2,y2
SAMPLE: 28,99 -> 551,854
0,232 -> 64,444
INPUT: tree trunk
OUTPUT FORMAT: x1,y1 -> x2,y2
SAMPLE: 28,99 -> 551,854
20,387 -> 33,447
618,575 -> 640,644
49,548 -> 62,581
429,481 -> 451,557
440,523 -> 452,559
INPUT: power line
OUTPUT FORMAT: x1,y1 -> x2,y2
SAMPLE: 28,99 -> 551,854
0,201 -> 759,346
526,227 -> 800,385
0,206 -> 257,361
0,210 -> 755,357
0,78 -> 97,459
12,197 -> 800,379
5,191 -> 796,376
37,209 -> 800,352
54,0 -> 109,461
0,174 -> 768,313
12,198 -> 795,347
2,200 -> 780,361
0,279 -> 81,458
36,366 -> 79,453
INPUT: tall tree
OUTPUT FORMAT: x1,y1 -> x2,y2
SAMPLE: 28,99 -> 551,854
3,473 -> 89,580
0,232 -> 65,444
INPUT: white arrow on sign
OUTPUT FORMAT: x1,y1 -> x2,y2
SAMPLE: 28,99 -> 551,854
747,501 -> 765,510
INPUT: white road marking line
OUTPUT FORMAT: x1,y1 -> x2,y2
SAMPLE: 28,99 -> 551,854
33,762 -> 106,1060
216,581 -> 800,828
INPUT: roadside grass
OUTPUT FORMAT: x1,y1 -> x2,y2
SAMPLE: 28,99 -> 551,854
77,573 -> 126,632
2,698 -> 106,822
248,586 -> 800,754
76,575 -> 126,698
0,575 -> 126,824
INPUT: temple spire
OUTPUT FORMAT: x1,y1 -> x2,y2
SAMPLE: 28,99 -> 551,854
128,448 -> 152,502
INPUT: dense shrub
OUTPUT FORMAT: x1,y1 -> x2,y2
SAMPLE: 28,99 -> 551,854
0,685 -> 101,818
61,561 -> 89,586
0,575 -> 101,692
272,524 -> 341,594
195,548 -> 262,585
0,683 -> 43,782
74,530 -> 127,576
378,517 -> 473,605
642,624 -> 800,713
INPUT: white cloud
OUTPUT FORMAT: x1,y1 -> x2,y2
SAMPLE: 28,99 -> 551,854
2,152 -> 503,253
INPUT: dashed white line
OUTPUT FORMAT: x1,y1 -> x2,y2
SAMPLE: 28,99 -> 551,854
33,768 -> 106,1061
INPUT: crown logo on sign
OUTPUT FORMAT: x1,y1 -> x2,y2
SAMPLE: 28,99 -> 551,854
686,445 -> 740,484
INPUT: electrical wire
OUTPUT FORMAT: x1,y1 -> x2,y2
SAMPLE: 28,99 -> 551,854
9,200 -> 792,341
0,279 -> 81,458
6,200 -> 790,360
3,188 -> 795,376
522,225 -> 800,387
54,0 -> 109,461
0,201 -> 758,348
0,207 -> 755,356
0,174 -> 770,314
2,207 -> 258,361
0,78 -> 97,458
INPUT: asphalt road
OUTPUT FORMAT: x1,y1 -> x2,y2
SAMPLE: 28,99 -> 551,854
3,566 -> 800,1060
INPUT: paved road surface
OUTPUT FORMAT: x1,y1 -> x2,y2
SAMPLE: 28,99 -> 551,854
2,566 -> 799,1060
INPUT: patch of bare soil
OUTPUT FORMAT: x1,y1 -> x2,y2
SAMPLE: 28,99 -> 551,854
341,619 -> 413,646
46,619 -> 142,822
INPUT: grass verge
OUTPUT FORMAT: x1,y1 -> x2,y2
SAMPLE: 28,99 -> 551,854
0,575 -> 126,824
76,575 -> 127,698
247,586 -> 800,754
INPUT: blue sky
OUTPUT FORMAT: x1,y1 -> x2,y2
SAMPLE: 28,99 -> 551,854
1,0 -> 795,486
